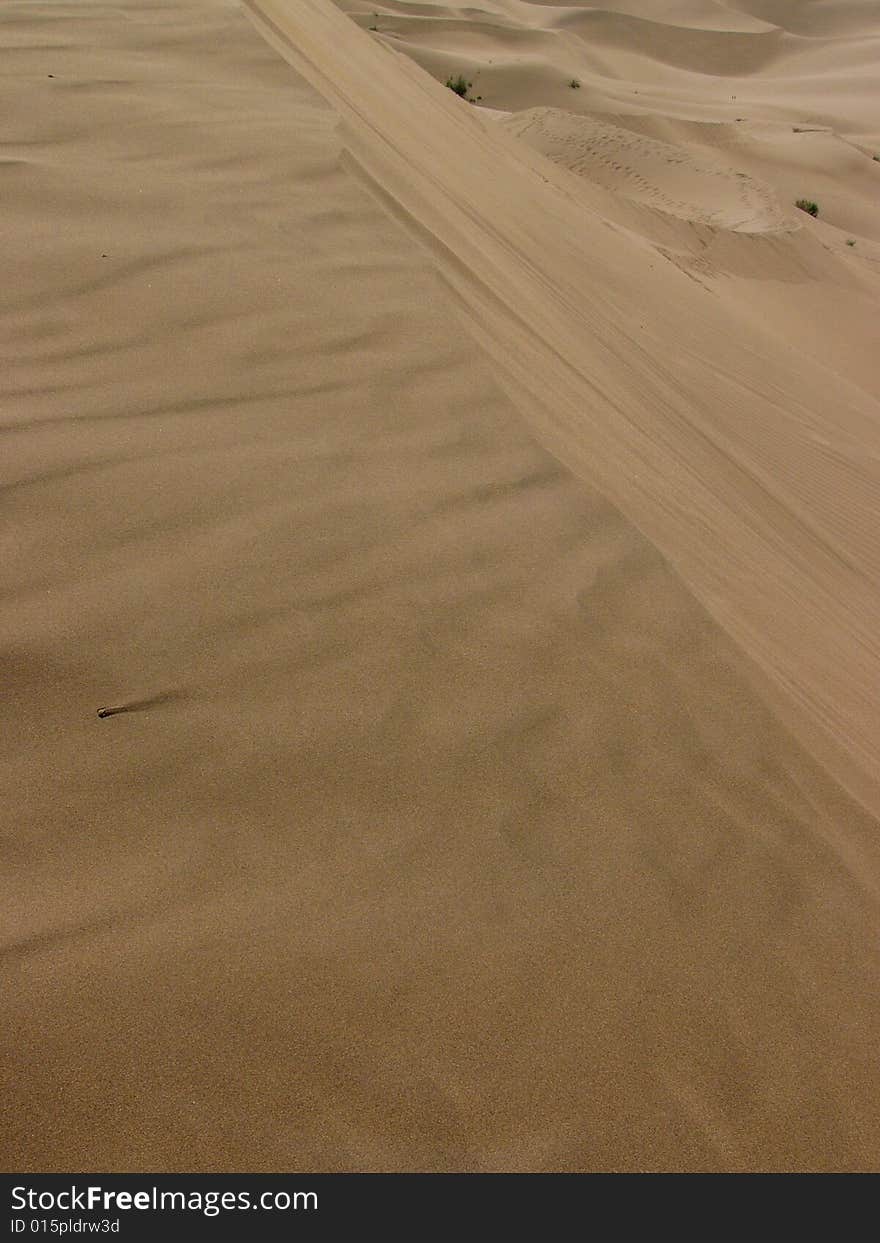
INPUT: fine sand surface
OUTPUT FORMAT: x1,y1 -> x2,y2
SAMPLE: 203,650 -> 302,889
2,0 -> 879,1171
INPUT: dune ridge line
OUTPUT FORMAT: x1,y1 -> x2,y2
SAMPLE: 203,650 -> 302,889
244,0 -> 880,814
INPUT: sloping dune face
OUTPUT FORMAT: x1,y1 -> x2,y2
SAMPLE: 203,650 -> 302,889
2,0 -> 880,1173
341,0 -> 880,131
501,108 -> 787,231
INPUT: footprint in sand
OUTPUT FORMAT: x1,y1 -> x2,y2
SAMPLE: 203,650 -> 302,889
502,108 -> 787,233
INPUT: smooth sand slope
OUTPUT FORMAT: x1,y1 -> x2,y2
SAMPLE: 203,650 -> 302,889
2,0 -> 879,1171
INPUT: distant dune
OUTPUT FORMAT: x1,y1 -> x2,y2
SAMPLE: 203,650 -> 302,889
2,0 -> 879,1172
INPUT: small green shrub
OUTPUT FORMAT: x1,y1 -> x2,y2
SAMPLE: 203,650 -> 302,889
846,239 -> 856,246
569,78 -> 581,89
446,74 -> 469,98
796,199 -> 819,217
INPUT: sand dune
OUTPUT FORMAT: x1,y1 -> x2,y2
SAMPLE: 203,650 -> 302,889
501,108 -> 788,231
2,0 -> 879,1172
347,0 -> 880,131
251,0 -> 880,811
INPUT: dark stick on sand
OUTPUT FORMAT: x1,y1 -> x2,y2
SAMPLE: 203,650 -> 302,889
96,691 -> 181,720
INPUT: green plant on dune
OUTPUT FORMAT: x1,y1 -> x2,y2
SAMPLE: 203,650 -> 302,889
796,199 -> 819,217
847,239 -> 856,246
569,78 -> 581,89
446,74 -> 471,98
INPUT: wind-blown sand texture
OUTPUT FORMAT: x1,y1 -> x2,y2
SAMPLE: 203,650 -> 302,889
2,0 -> 879,1171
